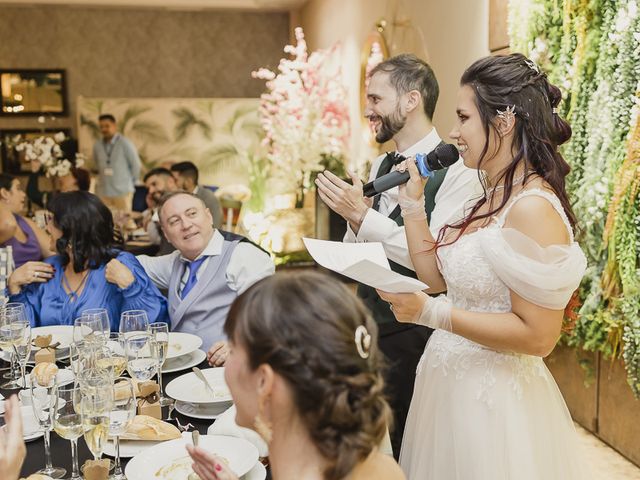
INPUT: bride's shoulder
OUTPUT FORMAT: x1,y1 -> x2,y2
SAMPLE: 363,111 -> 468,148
502,186 -> 571,246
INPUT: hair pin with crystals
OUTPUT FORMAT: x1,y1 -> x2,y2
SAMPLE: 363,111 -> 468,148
524,59 -> 540,73
354,325 -> 372,359
496,105 -> 516,123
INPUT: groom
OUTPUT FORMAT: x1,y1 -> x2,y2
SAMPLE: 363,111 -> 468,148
316,54 -> 479,458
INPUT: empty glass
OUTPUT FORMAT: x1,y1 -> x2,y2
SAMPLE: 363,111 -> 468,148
80,308 -> 111,341
31,380 -> 66,478
109,378 -> 136,480
73,316 -> 105,345
13,320 -> 31,388
125,333 -> 157,382
119,310 -> 149,340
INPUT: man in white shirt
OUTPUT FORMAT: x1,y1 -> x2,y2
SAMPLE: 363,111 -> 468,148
316,54 -> 480,458
134,191 -> 275,366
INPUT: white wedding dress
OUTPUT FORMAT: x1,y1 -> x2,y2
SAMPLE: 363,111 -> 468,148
399,189 -> 590,480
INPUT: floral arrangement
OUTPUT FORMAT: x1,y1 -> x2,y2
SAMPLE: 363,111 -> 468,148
15,132 -> 85,177
509,0 -> 640,395
252,27 -> 350,207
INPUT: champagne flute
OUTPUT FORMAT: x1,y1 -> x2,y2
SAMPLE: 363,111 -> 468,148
53,383 -> 84,480
80,389 -> 113,461
119,310 -> 149,340
31,380 -> 66,478
81,308 -> 111,341
0,304 -> 27,388
148,323 -> 171,407
73,316 -> 105,345
13,320 -> 31,388
110,378 -> 136,480
125,333 -> 157,382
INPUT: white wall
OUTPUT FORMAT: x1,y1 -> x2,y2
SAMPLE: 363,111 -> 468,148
293,0 -> 489,167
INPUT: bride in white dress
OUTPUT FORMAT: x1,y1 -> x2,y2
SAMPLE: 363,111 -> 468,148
379,53 -> 590,479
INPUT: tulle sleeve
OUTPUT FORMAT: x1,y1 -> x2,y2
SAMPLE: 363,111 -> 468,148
477,227 -> 587,310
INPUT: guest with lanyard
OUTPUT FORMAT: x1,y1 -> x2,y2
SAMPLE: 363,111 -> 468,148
0,174 -> 53,268
93,114 -> 141,212
7,191 -> 168,330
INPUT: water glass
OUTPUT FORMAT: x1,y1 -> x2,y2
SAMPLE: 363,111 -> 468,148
80,308 -> 111,340
119,310 -> 149,340
73,316 -> 105,345
125,333 -> 157,382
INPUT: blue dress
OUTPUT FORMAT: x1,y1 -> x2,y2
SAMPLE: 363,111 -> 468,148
10,251 -> 169,331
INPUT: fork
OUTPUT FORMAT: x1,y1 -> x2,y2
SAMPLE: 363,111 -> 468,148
175,416 -> 194,433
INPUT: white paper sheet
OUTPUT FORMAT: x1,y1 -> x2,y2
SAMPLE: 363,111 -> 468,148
303,238 -> 428,293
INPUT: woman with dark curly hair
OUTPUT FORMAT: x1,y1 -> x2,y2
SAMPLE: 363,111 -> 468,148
186,271 -> 405,480
8,191 -> 168,329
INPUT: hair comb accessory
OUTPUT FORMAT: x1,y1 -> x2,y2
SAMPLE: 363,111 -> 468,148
524,59 -> 540,73
354,325 -> 372,359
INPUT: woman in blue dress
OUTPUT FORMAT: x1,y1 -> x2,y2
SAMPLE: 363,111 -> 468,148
7,191 -> 168,330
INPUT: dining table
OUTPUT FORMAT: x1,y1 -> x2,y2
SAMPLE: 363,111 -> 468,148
0,355 -> 267,479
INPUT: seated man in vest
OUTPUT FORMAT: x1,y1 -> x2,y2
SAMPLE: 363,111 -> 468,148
135,191 -> 275,365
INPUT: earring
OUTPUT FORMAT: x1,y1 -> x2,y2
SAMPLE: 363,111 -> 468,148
253,397 -> 273,444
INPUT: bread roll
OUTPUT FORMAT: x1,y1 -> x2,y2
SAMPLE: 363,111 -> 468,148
120,415 -> 181,441
32,362 -> 59,387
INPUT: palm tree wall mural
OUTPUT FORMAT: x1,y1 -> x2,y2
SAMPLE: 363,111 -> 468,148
77,97 -> 262,190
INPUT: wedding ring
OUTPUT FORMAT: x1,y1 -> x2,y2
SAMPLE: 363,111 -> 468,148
33,271 -> 39,278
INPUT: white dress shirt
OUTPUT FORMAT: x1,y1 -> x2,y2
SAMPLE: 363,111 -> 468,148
137,230 -> 275,296
344,128 -> 482,270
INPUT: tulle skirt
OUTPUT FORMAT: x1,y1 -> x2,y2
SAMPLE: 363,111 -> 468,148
399,330 -> 591,480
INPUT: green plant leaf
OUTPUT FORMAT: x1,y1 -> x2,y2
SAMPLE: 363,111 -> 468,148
128,119 -> 170,144
120,105 -> 152,133
172,107 -> 213,142
80,114 -> 101,140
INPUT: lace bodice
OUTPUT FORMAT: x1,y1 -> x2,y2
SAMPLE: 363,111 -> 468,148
438,188 -> 574,313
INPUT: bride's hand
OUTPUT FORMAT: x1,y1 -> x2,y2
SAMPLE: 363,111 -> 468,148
397,157 -> 427,201
186,444 -> 239,480
376,290 -> 428,323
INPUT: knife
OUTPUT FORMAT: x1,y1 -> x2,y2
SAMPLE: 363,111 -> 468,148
192,367 -> 216,397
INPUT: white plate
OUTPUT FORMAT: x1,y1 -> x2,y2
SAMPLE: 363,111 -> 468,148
124,434 -> 259,479
103,438 -> 160,458
165,367 -> 231,405
243,462 -> 267,480
20,406 -> 43,442
162,349 -> 207,374
166,333 -> 202,360
174,400 -> 232,420
24,368 -> 75,388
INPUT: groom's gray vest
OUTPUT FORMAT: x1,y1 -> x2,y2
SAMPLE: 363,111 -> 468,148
167,231 -> 244,349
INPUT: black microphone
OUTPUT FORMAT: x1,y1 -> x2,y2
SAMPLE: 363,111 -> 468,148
363,143 -> 459,198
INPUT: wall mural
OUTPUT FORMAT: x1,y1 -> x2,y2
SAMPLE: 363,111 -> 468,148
76,97 -> 262,190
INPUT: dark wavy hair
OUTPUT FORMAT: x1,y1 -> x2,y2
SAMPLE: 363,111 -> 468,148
0,173 -> 17,192
47,191 -> 120,272
225,271 -> 390,480
436,53 -> 578,248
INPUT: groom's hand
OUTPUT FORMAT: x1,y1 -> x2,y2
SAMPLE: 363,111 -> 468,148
315,170 -> 373,234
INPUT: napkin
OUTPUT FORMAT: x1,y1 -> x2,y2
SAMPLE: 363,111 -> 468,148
207,405 -> 268,457
119,415 -> 181,441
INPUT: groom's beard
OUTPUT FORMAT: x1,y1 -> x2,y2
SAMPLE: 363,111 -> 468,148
374,104 -> 407,144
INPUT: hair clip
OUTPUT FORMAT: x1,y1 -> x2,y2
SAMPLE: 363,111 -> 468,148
552,107 -> 558,114
354,325 -> 372,359
524,59 -> 540,73
496,105 -> 516,122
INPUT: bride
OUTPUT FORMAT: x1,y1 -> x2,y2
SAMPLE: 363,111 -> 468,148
379,53 -> 590,479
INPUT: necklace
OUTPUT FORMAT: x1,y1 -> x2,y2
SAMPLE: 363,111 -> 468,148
485,170 -> 534,197
62,269 -> 90,302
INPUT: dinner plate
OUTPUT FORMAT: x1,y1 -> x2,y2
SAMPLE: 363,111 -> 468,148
103,438 -> 160,458
166,332 -> 202,360
20,406 -> 43,442
174,400 -> 232,420
24,367 -> 75,388
243,461 -> 267,480
124,434 -> 259,479
165,367 -> 231,404
162,349 -> 207,374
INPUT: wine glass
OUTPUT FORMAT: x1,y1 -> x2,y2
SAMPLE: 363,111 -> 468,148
119,310 -> 149,340
73,316 -> 105,345
81,308 -> 111,340
125,333 -> 157,382
12,320 -> 31,388
94,345 -> 127,381
31,379 -> 67,479
109,378 -> 136,480
148,323 -> 171,408
79,386 -> 113,461
53,383 -> 84,480
0,303 -> 27,388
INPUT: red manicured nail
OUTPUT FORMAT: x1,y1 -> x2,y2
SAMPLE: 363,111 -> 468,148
215,464 -> 222,471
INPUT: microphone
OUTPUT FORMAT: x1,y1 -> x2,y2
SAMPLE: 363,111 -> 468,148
363,143 -> 460,198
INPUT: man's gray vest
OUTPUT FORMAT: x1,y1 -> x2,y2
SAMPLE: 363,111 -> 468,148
357,149 -> 448,328
167,231 -> 244,349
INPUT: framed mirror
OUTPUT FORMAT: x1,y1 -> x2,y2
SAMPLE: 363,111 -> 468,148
0,69 -> 67,116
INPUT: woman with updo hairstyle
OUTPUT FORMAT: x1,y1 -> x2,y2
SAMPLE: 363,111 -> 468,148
8,191 -> 168,329
379,53 -> 590,478
187,271 -> 405,480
